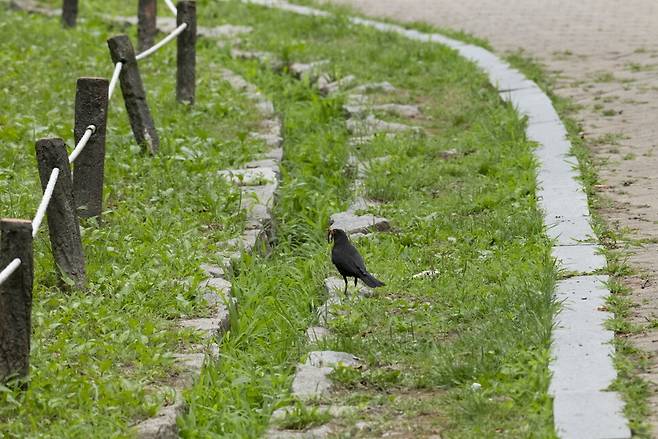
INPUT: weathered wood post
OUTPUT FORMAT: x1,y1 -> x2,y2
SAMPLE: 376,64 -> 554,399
72,78 -> 109,218
107,35 -> 160,154
138,0 -> 157,52
35,138 -> 86,288
0,220 -> 33,383
176,1 -> 197,104
62,0 -> 78,27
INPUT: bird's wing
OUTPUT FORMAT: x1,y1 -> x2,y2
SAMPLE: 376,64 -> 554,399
336,242 -> 368,274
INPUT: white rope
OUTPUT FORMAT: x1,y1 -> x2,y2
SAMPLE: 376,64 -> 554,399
32,168 -> 60,238
135,22 -> 187,61
0,258 -> 22,286
164,0 -> 178,15
68,125 -> 97,164
108,62 -> 123,100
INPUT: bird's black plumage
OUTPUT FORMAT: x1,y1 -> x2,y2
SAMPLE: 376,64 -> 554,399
329,228 -> 385,295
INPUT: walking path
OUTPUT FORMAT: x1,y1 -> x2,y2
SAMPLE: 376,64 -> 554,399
324,0 -> 658,435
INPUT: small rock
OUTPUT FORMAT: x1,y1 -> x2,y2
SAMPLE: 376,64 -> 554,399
412,270 -> 439,279
440,148 -> 459,159
261,147 -> 284,161
179,313 -> 230,338
245,158 -> 279,170
292,364 -> 333,400
218,167 -> 277,186
324,277 -> 345,297
307,351 -> 361,368
250,132 -> 283,149
329,211 -> 390,235
230,49 -> 275,63
220,69 -> 257,93
471,382 -> 482,391
200,263 -> 225,278
133,393 -> 185,439
320,75 -> 357,95
267,425 -> 333,439
289,60 -> 330,79
255,100 -> 276,117
346,115 -> 421,136
374,103 -> 421,118
346,94 -> 369,105
353,81 -> 397,93
261,118 -> 283,138
173,352 -> 205,370
200,277 -> 232,295
348,136 -> 375,147
307,326 -> 331,343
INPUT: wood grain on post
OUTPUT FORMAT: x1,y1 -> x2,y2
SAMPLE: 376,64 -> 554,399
107,35 -> 160,154
176,1 -> 197,104
0,219 -> 33,383
137,0 -> 157,53
62,0 -> 78,27
73,78 -> 109,218
35,138 -> 86,288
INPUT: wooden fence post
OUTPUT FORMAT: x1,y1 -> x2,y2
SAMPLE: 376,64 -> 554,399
176,1 -> 197,104
73,77 -> 109,219
138,0 -> 157,53
35,138 -> 86,288
107,35 -> 160,155
0,220 -> 33,383
62,0 -> 78,27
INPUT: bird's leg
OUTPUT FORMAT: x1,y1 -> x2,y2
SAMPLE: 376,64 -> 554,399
343,276 -> 348,297
354,277 -> 358,287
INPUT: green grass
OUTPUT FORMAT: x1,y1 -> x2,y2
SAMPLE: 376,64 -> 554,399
2,0 -> 557,437
0,5 -> 261,437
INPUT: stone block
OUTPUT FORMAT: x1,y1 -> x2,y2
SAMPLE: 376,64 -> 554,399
499,87 -> 560,125
346,115 -> 421,136
307,351 -> 361,368
134,393 -> 185,439
292,364 -> 333,400
552,244 -> 606,273
353,81 -> 397,93
289,60 -> 330,79
306,326 -> 331,343
200,263 -> 225,278
553,391 -> 630,439
329,211 -> 390,235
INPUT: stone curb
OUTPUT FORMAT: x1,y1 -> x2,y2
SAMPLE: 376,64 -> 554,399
241,1 -> 630,438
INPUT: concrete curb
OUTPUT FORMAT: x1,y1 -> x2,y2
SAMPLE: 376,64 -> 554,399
241,1 -> 630,437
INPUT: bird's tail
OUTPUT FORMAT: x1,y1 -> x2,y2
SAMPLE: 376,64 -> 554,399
361,272 -> 385,288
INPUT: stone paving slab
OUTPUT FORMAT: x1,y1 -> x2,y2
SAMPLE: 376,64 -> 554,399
552,244 -> 606,274
553,391 -> 630,439
549,275 -> 629,438
292,364 -> 333,400
499,87 -> 561,125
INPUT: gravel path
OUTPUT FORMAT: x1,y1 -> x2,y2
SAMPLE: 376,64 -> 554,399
324,0 -> 658,434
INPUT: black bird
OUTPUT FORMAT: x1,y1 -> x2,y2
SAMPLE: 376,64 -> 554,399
328,228 -> 385,296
